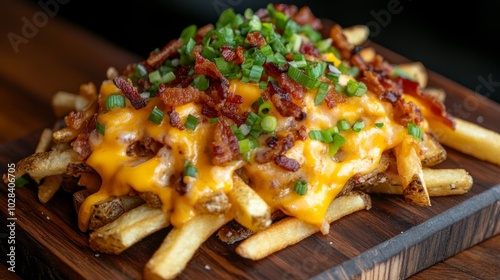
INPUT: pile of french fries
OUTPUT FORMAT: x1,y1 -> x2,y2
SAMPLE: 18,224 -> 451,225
5,16 -> 500,280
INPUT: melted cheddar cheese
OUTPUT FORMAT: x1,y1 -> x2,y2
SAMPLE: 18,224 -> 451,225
78,77 -> 406,232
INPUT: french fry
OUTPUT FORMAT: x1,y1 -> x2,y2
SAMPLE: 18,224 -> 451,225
343,25 -> 369,46
429,117 -> 500,166
35,128 -> 54,153
423,87 -> 446,103
228,175 -> 272,232
394,135 -> 431,206
143,213 -> 233,280
235,191 -> 371,261
73,190 -> 145,230
14,149 -> 80,181
395,62 -> 428,88
38,175 -> 62,203
420,132 -> 447,167
89,204 -> 170,254
362,168 -> 473,196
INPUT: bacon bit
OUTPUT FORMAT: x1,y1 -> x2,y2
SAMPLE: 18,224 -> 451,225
274,3 -> 298,18
246,31 -> 267,48
157,84 -> 201,106
169,65 -> 196,88
167,107 -> 184,130
211,117 -> 240,165
299,39 -> 321,57
195,24 -> 214,43
278,73 -> 307,100
126,136 -> 162,158
146,38 -> 184,68
324,86 -> 347,109
263,62 -> 306,100
194,52 -> 225,80
399,77 -> 455,129
220,45 -> 245,65
221,45 -> 236,62
113,76 -> 146,109
71,112 -> 97,160
393,99 -> 424,127
267,81 -> 306,121
293,5 -> 322,30
274,155 -> 300,172
330,24 -> 353,60
295,125 -> 308,140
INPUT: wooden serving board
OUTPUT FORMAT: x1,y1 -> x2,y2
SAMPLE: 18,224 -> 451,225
1,26 -> 500,280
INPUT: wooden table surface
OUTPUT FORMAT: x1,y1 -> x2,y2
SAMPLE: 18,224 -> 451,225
1,1 -> 499,279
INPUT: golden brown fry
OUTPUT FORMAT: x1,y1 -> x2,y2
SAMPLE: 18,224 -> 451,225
423,87 -> 446,103
14,149 -> 80,180
228,175 -> 271,232
362,168 -> 473,196
73,190 -> 145,230
396,62 -> 428,88
143,213 -> 233,280
52,91 -> 78,118
52,127 -> 79,143
420,132 -> 447,167
89,204 -> 170,254
235,191 -> 371,261
429,117 -> 500,166
394,135 -> 431,206
38,175 -> 62,203
35,128 -> 53,153
342,24 -> 369,46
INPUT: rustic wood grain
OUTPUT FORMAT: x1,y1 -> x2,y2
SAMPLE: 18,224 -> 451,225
1,1 -> 499,279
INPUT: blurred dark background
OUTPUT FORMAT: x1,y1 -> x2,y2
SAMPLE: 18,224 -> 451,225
26,0 -> 500,103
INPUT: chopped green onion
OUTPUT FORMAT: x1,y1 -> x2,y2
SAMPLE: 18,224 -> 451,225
375,122 -> 384,128
149,70 -> 176,84
352,121 -> 365,132
320,129 -> 334,143
261,115 -> 277,132
292,53 -> 307,68
258,102 -> 272,116
245,111 -> 262,127
238,138 -> 252,153
248,64 -> 264,83
184,162 -> 197,178
260,44 -> 273,56
337,120 -> 351,132
180,24 -> 197,43
231,124 -> 246,140
329,133 -> 346,157
287,66 -> 321,90
354,82 -> 367,97
148,107 -> 164,125
14,176 -> 29,187
315,82 -> 330,105
96,121 -> 105,135
293,180 -> 308,196
408,123 -> 422,141
106,94 -> 126,110
346,80 -> 359,97
192,75 -> 210,91
184,114 -> 199,130
209,117 -> 219,124
308,130 -> 322,141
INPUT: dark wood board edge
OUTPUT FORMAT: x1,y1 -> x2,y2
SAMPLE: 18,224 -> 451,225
312,185 -> 500,279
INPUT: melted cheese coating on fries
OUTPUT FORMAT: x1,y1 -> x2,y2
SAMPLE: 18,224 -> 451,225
78,78 -> 405,231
